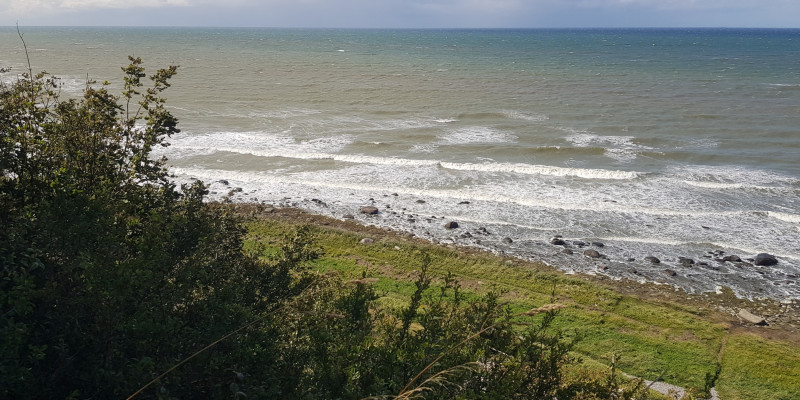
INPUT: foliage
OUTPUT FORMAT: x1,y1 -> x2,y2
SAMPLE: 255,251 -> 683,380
0,54 -> 293,398
1,53 -> 657,399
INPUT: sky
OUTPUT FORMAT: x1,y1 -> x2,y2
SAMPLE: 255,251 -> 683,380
2,0 -> 799,28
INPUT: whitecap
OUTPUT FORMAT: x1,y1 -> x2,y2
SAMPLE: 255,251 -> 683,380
410,144 -> 439,153
438,126 -> 517,145
502,110 -> 548,122
564,131 -> 653,162
767,211 -> 800,224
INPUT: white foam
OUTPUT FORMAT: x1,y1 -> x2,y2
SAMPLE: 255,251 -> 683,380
168,131 -> 355,156
502,110 -> 549,122
248,108 -> 321,119
564,131 -> 652,162
682,181 -> 748,189
675,165 -> 799,187
439,161 -> 639,180
767,83 -> 800,88
169,165 -> 711,219
438,126 -> 517,145
768,211 -> 800,224
410,144 -> 439,153
166,138 -> 640,180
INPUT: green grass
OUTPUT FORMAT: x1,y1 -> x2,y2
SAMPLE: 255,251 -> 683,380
717,333 -> 800,400
244,215 -> 800,399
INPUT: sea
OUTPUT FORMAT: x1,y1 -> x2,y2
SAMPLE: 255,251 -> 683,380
2,27 -> 799,301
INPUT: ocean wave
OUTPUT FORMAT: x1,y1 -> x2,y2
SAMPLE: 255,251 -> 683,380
456,112 -> 510,120
248,108 -> 322,119
767,211 -> 800,224
439,161 -> 639,180
169,167 -> 689,219
168,142 -> 640,180
409,144 -> 439,153
767,83 -> 800,89
682,181 -> 750,189
563,131 -> 653,162
437,126 -> 518,145
675,165 -> 800,188
502,110 -> 549,122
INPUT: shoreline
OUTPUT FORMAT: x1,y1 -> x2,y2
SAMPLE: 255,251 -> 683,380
199,175 -> 799,303
230,202 -> 800,340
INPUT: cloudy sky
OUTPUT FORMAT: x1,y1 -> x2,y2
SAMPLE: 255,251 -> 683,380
2,0 -> 799,28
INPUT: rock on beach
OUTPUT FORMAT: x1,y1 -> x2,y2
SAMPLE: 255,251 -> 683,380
738,309 -> 767,325
584,249 -> 602,258
754,253 -> 778,266
360,206 -> 379,215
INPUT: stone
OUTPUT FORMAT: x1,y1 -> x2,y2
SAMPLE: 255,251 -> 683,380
645,256 -> 661,264
458,201 -> 470,205
754,253 -> 778,266
584,249 -> 602,258
218,179 -> 230,185
360,206 -> 379,215
343,214 -> 355,219
663,269 -> 677,277
562,248 -> 574,255
416,199 -> 426,204
444,221 -> 459,229
592,241 -> 605,247
502,237 -> 513,244
311,198 -> 328,207
572,240 -> 586,247
678,257 -> 695,267
551,238 -> 566,246
738,309 -> 767,325
359,238 -> 374,245
723,255 -> 742,263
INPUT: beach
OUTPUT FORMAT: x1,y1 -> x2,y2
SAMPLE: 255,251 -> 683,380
2,27 -> 799,300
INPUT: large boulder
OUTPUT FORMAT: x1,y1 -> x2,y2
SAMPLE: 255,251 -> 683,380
584,249 -> 602,258
678,257 -> 695,268
360,206 -> 379,215
754,253 -> 778,266
738,309 -> 767,325
444,221 -> 459,229
723,255 -> 742,263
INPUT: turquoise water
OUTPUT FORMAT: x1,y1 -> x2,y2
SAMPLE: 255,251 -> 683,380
2,27 -> 799,299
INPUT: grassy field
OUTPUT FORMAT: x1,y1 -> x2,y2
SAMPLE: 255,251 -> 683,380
242,206 -> 800,400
